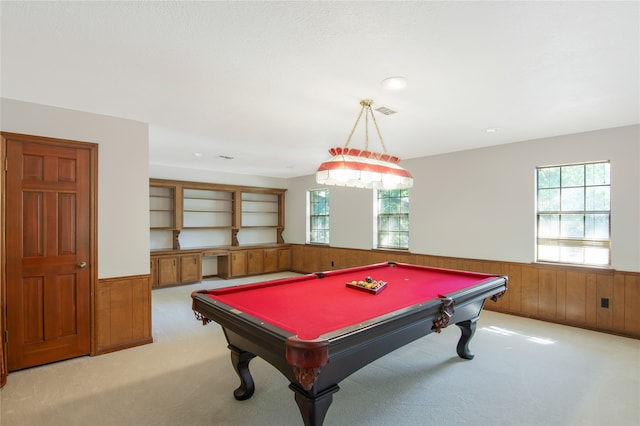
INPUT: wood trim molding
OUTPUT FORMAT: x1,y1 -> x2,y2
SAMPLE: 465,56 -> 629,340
1,135 -> 6,387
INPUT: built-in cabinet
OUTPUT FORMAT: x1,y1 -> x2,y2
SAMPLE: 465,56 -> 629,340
150,252 -> 203,288
149,179 -> 289,286
216,246 -> 292,279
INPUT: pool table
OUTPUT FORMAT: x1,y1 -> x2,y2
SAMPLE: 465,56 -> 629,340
191,261 -> 507,426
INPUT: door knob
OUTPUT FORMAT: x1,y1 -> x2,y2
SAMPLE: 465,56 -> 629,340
77,261 -> 87,268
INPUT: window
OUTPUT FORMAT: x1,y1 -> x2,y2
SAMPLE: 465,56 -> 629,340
308,189 -> 329,244
375,189 -> 409,250
536,161 -> 610,266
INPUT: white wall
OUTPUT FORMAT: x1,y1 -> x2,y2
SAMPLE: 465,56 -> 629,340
1,98 -> 149,278
284,174 -> 374,251
4,98 -> 637,276
149,163 -> 288,188
285,125 -> 640,272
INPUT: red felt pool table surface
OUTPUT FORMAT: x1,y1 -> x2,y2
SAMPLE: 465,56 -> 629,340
200,262 -> 500,339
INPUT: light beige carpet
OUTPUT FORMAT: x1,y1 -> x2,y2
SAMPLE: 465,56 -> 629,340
1,272 -> 639,426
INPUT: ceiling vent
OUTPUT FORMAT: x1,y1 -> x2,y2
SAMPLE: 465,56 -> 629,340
374,105 -> 397,116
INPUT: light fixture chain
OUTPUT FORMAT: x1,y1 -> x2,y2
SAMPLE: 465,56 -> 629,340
343,99 -> 388,154
364,106 -> 370,151
344,104 -> 366,148
317,98 -> 413,189
368,104 -> 388,154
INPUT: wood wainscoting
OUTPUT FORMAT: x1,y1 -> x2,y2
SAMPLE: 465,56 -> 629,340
290,244 -> 640,339
95,274 -> 153,354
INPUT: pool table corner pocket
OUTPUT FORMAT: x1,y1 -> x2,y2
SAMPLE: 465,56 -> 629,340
286,336 -> 329,390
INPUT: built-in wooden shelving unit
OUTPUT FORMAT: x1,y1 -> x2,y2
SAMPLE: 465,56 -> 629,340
149,178 -> 289,286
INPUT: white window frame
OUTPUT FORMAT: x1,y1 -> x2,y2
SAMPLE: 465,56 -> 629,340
374,189 -> 409,250
536,161 -> 611,267
307,188 -> 330,244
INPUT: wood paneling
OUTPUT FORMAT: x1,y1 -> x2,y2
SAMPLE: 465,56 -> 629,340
566,271 -> 586,323
624,275 -> 640,334
291,244 -> 305,272
612,273 -> 626,330
506,263 -> 522,312
95,275 -> 152,355
538,269 -> 556,320
290,244 -> 640,339
556,271 -> 567,321
585,274 -> 597,327
521,265 -> 539,316
596,274 -> 613,329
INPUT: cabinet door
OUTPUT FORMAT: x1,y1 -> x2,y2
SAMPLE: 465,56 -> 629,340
150,257 -> 159,288
157,256 -> 180,287
263,249 -> 278,273
247,249 -> 264,275
278,248 -> 291,271
230,251 -> 247,277
180,254 -> 202,284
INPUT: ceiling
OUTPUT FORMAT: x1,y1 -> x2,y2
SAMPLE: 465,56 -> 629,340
1,1 -> 638,179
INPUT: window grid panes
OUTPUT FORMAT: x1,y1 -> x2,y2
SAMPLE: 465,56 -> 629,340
376,189 -> 409,250
536,161 -> 610,266
309,189 -> 329,244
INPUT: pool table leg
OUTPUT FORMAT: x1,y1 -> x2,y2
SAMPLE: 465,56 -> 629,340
455,318 -> 478,360
229,345 -> 257,400
289,383 -> 340,426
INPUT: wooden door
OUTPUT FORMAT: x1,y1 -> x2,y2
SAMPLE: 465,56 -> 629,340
5,136 -> 93,371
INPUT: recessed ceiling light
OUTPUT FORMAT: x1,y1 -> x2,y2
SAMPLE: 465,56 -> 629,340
381,76 -> 408,90
484,128 -> 498,133
193,152 -> 203,157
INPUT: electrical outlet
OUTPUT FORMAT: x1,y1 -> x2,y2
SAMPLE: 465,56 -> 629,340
601,298 -> 609,308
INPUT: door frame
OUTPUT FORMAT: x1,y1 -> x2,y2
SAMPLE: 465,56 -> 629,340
0,132 -> 98,384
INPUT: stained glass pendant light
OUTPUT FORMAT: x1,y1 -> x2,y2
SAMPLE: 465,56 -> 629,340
316,99 -> 413,189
